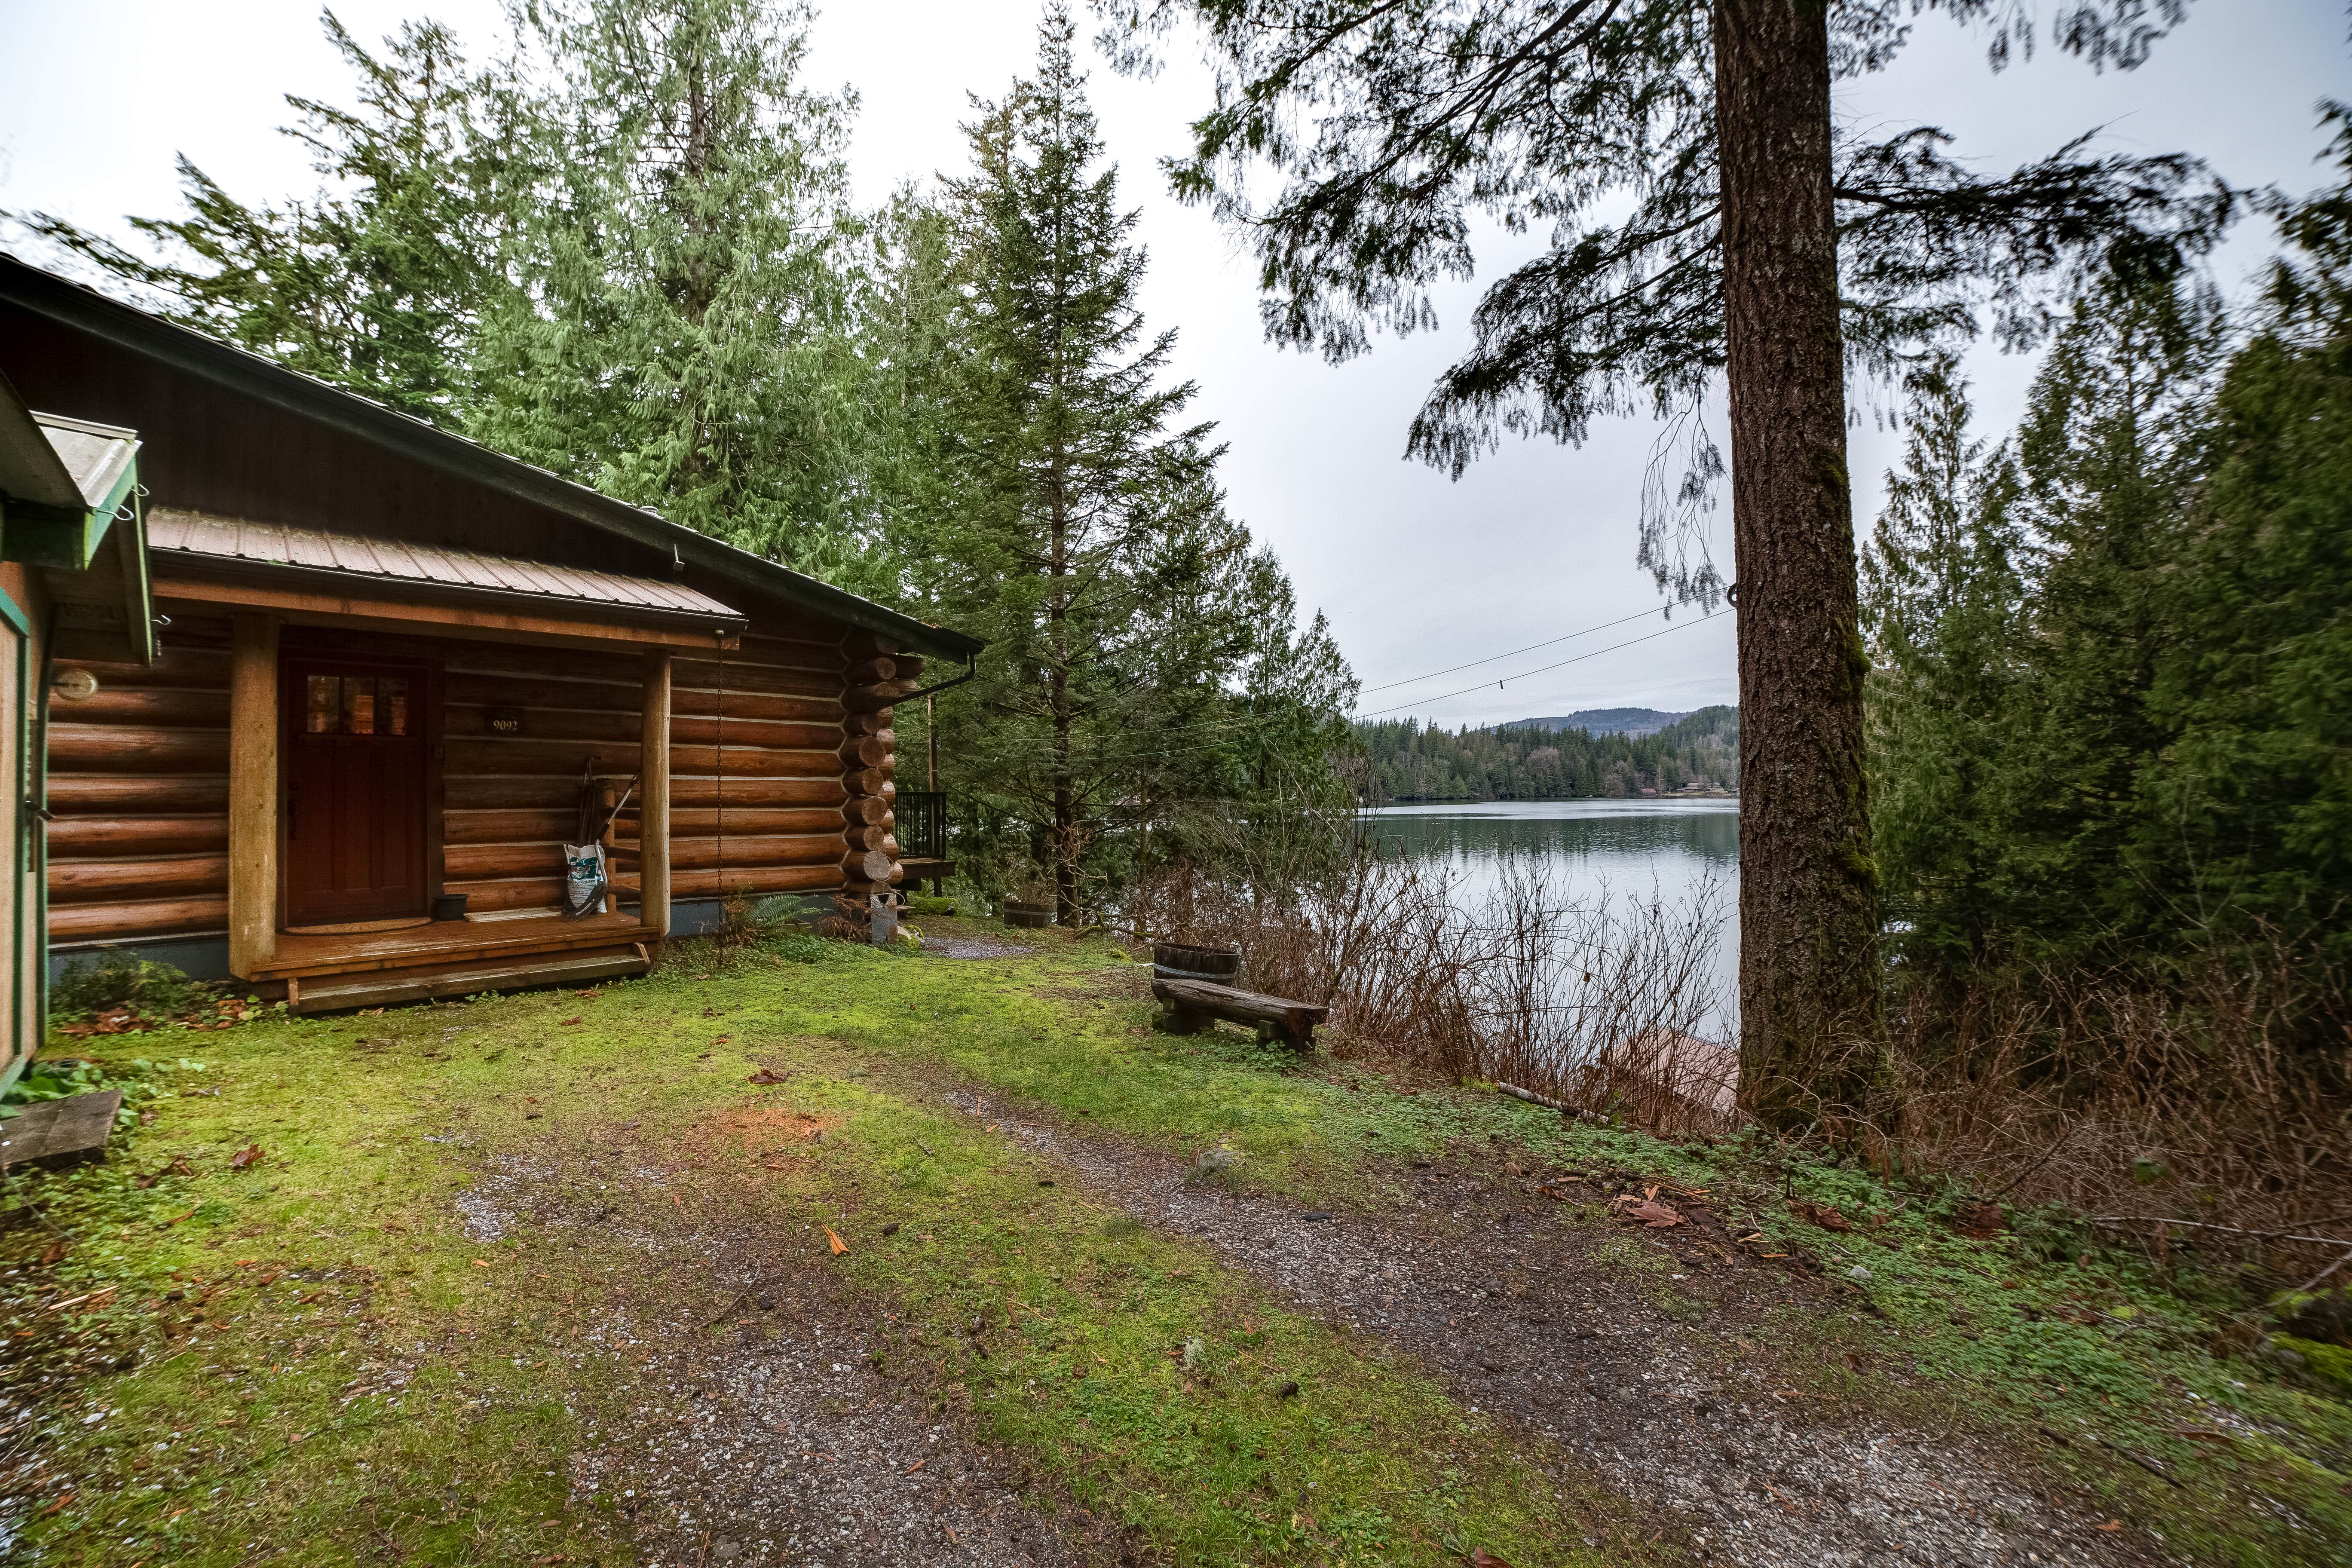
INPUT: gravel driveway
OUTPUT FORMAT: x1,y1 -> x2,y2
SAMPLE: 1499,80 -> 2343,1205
932,1086 -> 2152,1568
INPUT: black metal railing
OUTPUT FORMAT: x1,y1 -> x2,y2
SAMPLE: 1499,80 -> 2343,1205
896,790 -> 947,861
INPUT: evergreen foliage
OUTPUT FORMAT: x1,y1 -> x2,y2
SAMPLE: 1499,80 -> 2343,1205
1356,708 -> 1738,803
1866,120 -> 2352,979
19,14 -> 509,425
12,1 -> 1358,925
1100,0 -> 2228,595
885,6 -> 1355,920
469,0 -> 879,586
1106,0 -> 2231,1124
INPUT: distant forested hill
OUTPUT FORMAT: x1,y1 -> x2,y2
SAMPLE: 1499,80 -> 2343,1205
1356,707 -> 1739,802
1497,707 -> 1689,737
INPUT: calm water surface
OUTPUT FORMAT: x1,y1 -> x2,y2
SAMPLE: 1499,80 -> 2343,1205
1368,798 -> 1742,1019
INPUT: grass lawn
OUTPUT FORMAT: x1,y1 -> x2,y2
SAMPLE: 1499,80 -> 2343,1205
2,918 -> 2346,1566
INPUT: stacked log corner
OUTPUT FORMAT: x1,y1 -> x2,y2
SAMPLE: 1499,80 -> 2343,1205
838,633 -> 921,919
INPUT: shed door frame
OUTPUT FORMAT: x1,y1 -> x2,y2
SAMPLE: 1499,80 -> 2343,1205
277,648 -> 444,928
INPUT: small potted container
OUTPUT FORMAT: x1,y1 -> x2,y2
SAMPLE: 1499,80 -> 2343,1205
432,893 -> 469,922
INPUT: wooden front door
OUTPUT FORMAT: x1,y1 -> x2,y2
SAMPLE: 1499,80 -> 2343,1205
282,657 -> 433,926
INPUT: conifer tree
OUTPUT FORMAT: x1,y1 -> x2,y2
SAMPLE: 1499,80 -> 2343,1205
18,12 -> 508,425
1861,360 -> 2023,972
1868,116 -> 2352,987
899,5 -> 1353,921
1105,0 -> 2232,1125
468,0 -> 878,583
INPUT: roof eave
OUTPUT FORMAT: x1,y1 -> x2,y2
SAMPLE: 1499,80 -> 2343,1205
0,254 -> 984,662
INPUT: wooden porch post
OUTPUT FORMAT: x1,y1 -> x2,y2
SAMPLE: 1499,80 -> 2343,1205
227,613 -> 279,977
639,648 -> 671,936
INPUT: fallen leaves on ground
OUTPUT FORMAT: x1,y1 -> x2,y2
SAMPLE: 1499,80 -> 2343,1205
1611,1192 -> 1684,1228
227,1144 -> 265,1171
825,1227 -> 849,1256
747,1068 -> 788,1085
1953,1201 -> 2007,1239
137,1155 -> 196,1189
1789,1200 -> 1852,1233
1471,1550 -> 1522,1568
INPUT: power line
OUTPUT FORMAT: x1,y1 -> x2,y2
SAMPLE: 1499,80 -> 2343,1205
1354,613 -> 1723,721
1354,604 -> 1673,695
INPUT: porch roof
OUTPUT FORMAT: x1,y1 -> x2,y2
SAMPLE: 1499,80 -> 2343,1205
39,413 -> 139,511
149,508 -> 748,633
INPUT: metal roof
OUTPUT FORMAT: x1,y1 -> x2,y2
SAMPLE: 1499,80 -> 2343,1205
149,508 -> 747,628
37,412 -> 139,510
0,254 -> 983,660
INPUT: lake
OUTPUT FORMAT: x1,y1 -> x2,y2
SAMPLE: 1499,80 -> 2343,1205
1367,799 -> 1742,1028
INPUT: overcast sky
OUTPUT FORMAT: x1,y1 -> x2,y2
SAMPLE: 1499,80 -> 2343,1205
3,0 -> 2345,727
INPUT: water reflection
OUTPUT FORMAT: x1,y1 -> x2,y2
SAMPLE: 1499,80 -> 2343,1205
1367,799 -> 1742,1021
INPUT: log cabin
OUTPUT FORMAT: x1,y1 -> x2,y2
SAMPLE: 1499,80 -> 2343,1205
0,254 -> 980,1015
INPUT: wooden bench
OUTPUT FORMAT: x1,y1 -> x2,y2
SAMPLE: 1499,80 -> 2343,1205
1152,977 -> 1329,1048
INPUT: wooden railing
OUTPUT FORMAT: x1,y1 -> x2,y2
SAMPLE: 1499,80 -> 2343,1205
895,789 -> 946,861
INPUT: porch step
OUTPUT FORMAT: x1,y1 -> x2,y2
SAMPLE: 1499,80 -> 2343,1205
289,944 -> 650,1014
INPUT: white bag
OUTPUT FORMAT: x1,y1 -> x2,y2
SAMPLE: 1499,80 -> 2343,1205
562,842 -> 608,918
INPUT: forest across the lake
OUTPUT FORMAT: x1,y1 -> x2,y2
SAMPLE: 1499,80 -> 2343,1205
1354,706 -> 1740,802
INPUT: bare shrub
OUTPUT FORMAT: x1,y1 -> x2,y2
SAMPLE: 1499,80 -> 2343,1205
1120,820 -> 1733,1128
1874,943 -> 2352,1277
1126,812 -> 2351,1281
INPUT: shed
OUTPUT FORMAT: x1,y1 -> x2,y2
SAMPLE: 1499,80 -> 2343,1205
0,365 -> 154,1077
0,253 -> 978,1013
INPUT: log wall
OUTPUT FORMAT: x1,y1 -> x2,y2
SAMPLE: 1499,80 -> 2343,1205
45,613 -> 858,946
837,634 -> 913,907
46,616 -> 233,944
607,626 -> 851,906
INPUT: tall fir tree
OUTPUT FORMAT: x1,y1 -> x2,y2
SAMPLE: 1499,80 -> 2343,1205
467,0 -> 880,585
1105,0 -> 2233,1124
1997,258 -> 2225,958
1867,116 -> 2352,993
894,5 -> 1352,922
1861,360 -> 2024,973
17,11 -> 509,425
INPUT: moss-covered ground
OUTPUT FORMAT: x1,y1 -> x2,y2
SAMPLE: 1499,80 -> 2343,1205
2,919 -> 2346,1565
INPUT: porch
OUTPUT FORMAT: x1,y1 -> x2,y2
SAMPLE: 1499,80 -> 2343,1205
252,909 -> 657,1014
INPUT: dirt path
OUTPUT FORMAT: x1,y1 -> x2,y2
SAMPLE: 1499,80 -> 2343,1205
925,1084 -> 2146,1568
452,1146 -> 1099,1568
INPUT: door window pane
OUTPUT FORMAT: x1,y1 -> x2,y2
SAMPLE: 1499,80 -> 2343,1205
381,678 -> 409,736
306,674 -> 339,734
343,678 -> 375,735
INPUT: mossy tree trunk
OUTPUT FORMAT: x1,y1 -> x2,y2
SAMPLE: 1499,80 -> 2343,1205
1713,0 -> 1883,1126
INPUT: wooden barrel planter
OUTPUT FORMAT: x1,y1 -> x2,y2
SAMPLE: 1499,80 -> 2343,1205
1152,941 -> 1242,985
1002,899 -> 1052,929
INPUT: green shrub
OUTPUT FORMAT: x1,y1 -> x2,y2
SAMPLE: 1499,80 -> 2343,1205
1,1054 -> 199,1123
2273,1335 -> 2352,1396
765,930 -> 833,964
909,895 -> 957,916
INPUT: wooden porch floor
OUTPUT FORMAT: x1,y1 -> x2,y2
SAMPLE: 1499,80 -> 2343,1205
251,910 -> 654,981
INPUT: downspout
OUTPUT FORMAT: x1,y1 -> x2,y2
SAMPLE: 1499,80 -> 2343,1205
902,652 -> 977,704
